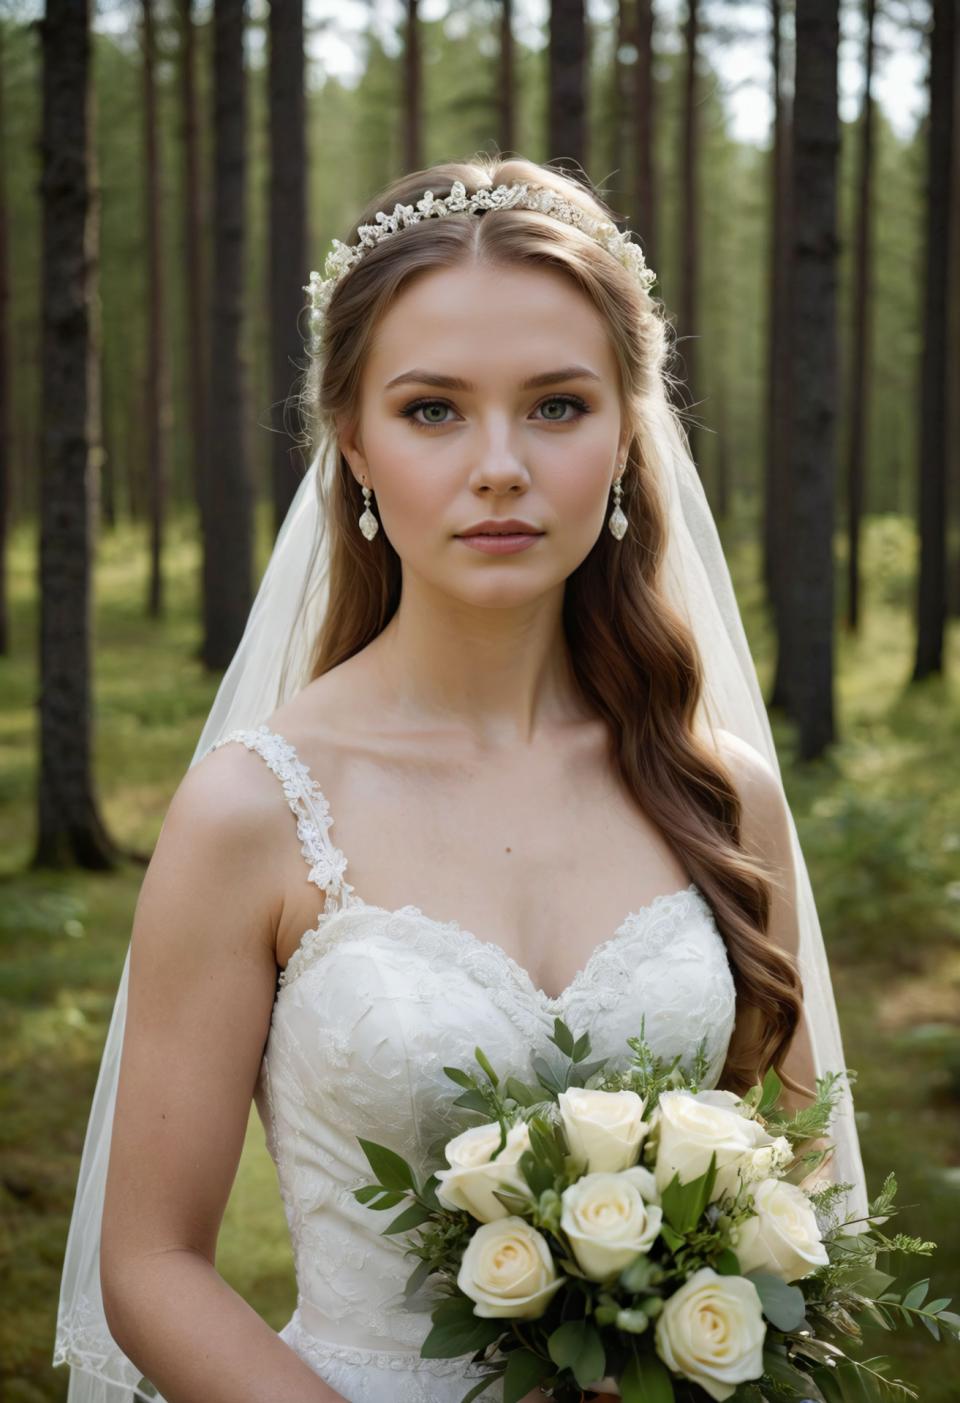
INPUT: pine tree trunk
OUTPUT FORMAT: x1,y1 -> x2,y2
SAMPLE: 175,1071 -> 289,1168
0,23 -> 10,657
788,0 -> 841,760
548,0 -> 587,177
844,0 -> 876,634
498,0 -> 515,156
632,0 -> 658,274
913,0 -> 955,678
143,0 -> 168,618
765,0 -> 795,713
177,0 -> 211,649
203,0 -> 253,671
35,0 -> 118,869
679,0 -> 702,475
404,0 -> 421,172
268,0 -> 306,537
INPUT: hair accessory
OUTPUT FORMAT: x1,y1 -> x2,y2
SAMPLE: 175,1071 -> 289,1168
302,179 -> 657,354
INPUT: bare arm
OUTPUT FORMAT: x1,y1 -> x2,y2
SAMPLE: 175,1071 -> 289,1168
100,746 -> 346,1403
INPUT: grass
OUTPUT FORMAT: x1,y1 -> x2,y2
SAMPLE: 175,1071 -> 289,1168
1,505 -> 958,1400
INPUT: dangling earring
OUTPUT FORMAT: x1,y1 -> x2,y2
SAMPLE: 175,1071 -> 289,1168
608,465 -> 628,540
358,480 -> 379,540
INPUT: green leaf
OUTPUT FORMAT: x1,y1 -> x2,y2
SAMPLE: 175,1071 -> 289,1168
366,1189 -> 410,1210
620,1352 -> 675,1403
421,1299 -> 503,1358
572,1031 -> 591,1062
443,1066 -> 476,1089
758,1066 -> 783,1116
356,1138 -> 417,1193
364,1189 -> 409,1212
352,1183 -> 382,1204
459,1375 -> 503,1403
660,1152 -> 717,1234
502,1348 -> 547,1403
383,1200 -> 435,1235
925,1297 -> 951,1313
713,1247 -> 742,1275
746,1272 -> 807,1331
453,1089 -> 493,1115
474,1046 -> 499,1087
901,1278 -> 930,1309
547,1320 -> 605,1389
762,1348 -> 825,1400
504,1075 -> 541,1107
402,1256 -> 434,1298
551,1017 -> 575,1057
839,1265 -> 896,1296
920,1314 -> 941,1341
659,1223 -> 684,1253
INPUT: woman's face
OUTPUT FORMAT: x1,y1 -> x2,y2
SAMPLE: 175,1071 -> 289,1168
338,260 -> 631,607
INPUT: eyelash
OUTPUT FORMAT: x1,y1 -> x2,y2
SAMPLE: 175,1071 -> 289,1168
398,393 -> 593,431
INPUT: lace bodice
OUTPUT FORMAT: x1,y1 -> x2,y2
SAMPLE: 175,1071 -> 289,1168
200,723 -> 738,1402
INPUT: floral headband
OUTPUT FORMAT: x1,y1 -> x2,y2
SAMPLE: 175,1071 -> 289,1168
302,178 -> 657,354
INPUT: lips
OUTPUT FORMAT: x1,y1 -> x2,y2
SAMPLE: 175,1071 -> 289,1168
458,523 -> 543,537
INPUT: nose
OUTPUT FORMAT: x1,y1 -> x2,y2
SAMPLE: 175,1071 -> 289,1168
467,430 -> 531,494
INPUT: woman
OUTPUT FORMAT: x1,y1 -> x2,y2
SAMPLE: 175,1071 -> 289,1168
54,154 -> 868,1403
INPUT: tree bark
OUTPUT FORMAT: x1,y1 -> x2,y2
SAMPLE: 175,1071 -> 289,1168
679,0 -> 702,475
548,0 -> 587,178
142,0 -> 168,618
403,0 -> 421,172
632,0 -> 658,274
35,0 -> 118,868
497,0 -> 515,157
204,0 -> 253,671
913,0 -> 955,678
268,0 -> 306,536
844,0 -> 877,634
788,0 -> 841,760
177,0 -> 211,646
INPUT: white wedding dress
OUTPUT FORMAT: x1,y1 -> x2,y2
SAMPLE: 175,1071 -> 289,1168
201,723 -> 739,1403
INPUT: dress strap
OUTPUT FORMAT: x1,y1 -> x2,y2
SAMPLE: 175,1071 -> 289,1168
202,722 -> 355,911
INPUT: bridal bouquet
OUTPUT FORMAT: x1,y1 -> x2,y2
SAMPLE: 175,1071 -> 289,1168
352,1018 -> 958,1402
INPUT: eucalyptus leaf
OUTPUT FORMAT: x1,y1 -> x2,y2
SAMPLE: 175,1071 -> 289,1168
901,1278 -> 930,1309
746,1272 -> 807,1331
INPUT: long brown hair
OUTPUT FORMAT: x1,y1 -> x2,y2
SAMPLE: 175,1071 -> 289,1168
287,153 -> 807,1100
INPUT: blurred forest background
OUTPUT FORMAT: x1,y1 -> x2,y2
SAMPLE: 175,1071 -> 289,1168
0,0 -> 959,1399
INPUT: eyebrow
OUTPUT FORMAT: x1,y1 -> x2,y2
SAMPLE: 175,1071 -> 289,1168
383,365 -> 603,392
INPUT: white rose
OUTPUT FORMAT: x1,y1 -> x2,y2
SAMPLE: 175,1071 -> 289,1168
655,1267 -> 766,1401
654,1090 -> 777,1201
731,1176 -> 830,1282
434,1120 -> 531,1223
743,1136 -> 794,1184
560,1165 -> 663,1282
558,1086 -> 649,1173
457,1215 -> 565,1319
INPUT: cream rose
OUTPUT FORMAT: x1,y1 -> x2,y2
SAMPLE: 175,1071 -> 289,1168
653,1090 -> 777,1201
731,1176 -> 830,1282
560,1165 -> 663,1281
434,1120 -> 531,1222
558,1086 -> 649,1173
655,1266 -> 766,1401
457,1215 -> 565,1319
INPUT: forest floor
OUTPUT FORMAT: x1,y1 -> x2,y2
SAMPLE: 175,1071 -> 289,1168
1,508 -> 959,1402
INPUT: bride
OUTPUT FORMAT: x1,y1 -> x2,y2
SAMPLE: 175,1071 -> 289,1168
54,154 -> 868,1403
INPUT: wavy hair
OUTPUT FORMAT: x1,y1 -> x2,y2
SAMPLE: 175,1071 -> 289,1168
286,152 -> 807,1101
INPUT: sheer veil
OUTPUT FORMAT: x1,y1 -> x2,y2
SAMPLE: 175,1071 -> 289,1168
53,353 -> 869,1403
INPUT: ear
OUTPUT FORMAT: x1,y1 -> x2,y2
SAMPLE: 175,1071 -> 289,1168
335,414 -> 370,485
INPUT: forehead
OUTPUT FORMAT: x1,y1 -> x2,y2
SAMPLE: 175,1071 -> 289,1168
363,260 -> 618,388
